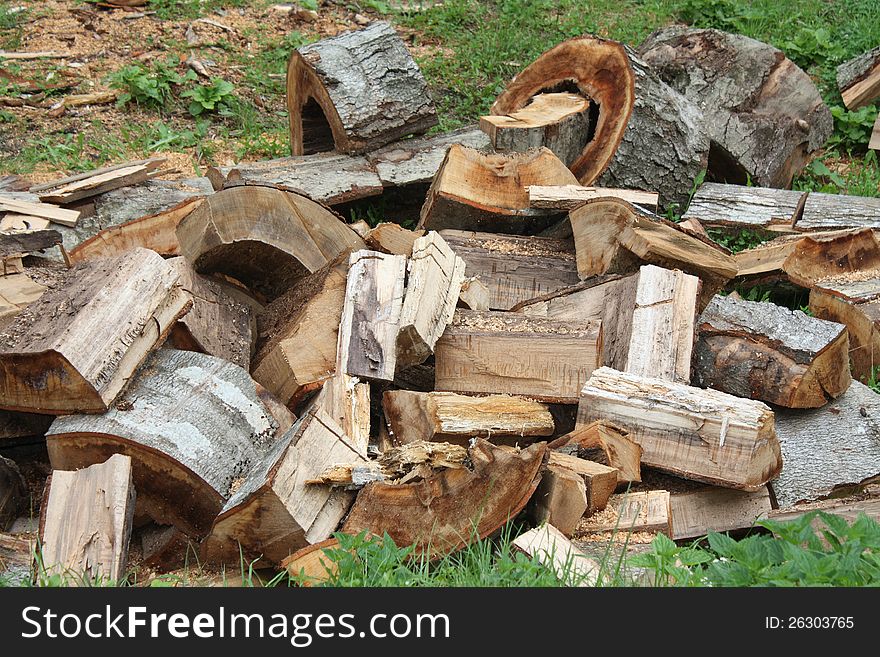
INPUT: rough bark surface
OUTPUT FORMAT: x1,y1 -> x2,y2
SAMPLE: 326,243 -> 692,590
797,191 -> 880,232
669,487 -> 772,540
93,178 -> 213,227
836,46 -> 880,109
681,182 -> 806,232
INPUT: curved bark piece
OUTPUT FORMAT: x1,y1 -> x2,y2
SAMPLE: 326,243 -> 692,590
175,185 -> 363,301
638,27 -> 832,188
286,21 -> 437,155
46,349 -> 279,539
342,439 -> 546,559
418,145 -> 578,235
694,295 -> 851,408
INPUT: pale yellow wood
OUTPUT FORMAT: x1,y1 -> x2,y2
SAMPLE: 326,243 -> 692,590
511,524 -> 599,586
0,273 -> 46,322
528,184 -> 659,211
1,255 -> 23,276
1,213 -> 51,232
871,114 -> 880,151
458,277 -> 490,311
579,490 -> 671,535
670,487 -> 773,540
365,222 -> 425,256
548,452 -> 617,513
530,464 -> 588,536
36,159 -> 167,204
0,196 -> 80,227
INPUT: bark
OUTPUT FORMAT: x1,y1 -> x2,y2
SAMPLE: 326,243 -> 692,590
0,229 -> 61,257
836,46 -> 880,110
681,182 -> 806,233
797,191 -> 880,231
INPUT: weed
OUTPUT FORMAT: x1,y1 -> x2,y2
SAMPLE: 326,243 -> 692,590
827,105 -> 879,152
182,77 -> 235,116
866,366 -> 880,394
109,59 -> 197,111
707,227 -> 770,253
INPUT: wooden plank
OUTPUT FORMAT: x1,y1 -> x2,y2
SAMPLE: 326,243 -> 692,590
528,184 -> 659,212
669,487 -> 773,540
39,454 -> 135,584
0,214 -> 50,232
512,524 -> 600,586
396,232 -> 465,368
577,367 -> 781,490
0,196 -> 80,227
768,493 -> 880,525
578,490 -> 671,535
434,309 -> 602,403
339,250 -> 406,381
35,158 -> 167,204
0,249 -> 191,414
797,191 -> 880,232
681,182 -> 806,232
382,390 -> 554,445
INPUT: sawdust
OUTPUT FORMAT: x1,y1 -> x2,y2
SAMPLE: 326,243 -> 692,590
451,309 -> 596,335
477,236 -> 575,259
816,267 -> 880,284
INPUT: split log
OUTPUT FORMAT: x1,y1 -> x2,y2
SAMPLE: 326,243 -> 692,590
252,254 -> 348,408
39,454 -> 135,584
166,257 -> 254,370
418,145 -> 577,235
480,92 -> 593,167
46,349 -> 280,538
871,114 -> 880,151
68,198 -> 204,264
837,46 -> 880,110
281,537 -> 341,586
0,456 -> 25,529
287,21 -> 437,155
434,309 -> 602,403
440,229 -> 579,311
201,405 -> 365,566
216,153 -> 383,205
0,196 -> 80,227
569,197 -> 736,307
678,217 -> 708,238
772,381 -> 880,508
638,27 -> 831,187
797,191 -> 880,232
0,273 -> 46,325
578,490 -> 671,535
0,249 -> 190,414
175,185 -> 364,301
669,487 -> 772,541
527,184 -> 659,212
577,367 -> 781,490
364,222 -> 424,256
0,229 -> 62,257
342,439 -> 545,559
31,158 -> 167,204
549,452 -> 617,514
339,250 -> 406,381
512,524 -> 599,586
457,277 -> 491,311
396,232 -> 465,368
694,294 -> 851,408
349,220 -> 371,239
681,182 -> 806,233
549,420 -> 642,485
529,464 -> 587,536
382,390 -> 554,445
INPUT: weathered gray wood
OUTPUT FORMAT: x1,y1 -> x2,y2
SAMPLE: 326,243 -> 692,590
578,367 -> 781,490
669,487 -> 772,540
772,380 -> 880,508
0,249 -> 190,414
0,531 -> 35,585
39,454 -> 135,584
397,232 -> 465,368
681,182 -> 806,232
93,178 -> 213,227
287,21 -> 437,155
837,46 -> 880,110
0,455 -> 25,530
440,229 -> 579,311
0,229 -> 62,257
34,158 -> 167,204
797,191 -> 880,231
46,349 -> 280,538
639,27 -> 832,187
695,295 -> 851,408
340,250 -> 406,381
528,184 -> 659,212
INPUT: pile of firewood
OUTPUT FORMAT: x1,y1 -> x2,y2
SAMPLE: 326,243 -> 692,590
1,22 -> 879,586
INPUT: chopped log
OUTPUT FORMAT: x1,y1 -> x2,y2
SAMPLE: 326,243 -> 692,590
0,273 -> 46,324
349,220 -> 371,238
305,462 -> 386,488
287,21 -> 437,155
316,370 -> 371,457
175,185 -> 364,301
68,198 -> 204,264
549,452 -> 617,514
512,524 -> 599,586
678,217 -> 708,238
695,295 -> 851,408
837,46 -> 880,110
364,222 -> 424,256
339,250 -> 406,381
578,490 -> 671,535
681,182 -> 806,233
368,126 -> 490,188
480,92 -> 592,167
0,409 -> 53,443
216,153 -> 383,205
281,537 -> 341,586
797,191 -> 880,232
252,254 -> 348,408
440,229 -> 579,311
772,381 -> 880,508
397,232 -> 465,368
550,421 -> 642,485
46,349 -> 280,538
32,158 -> 167,204
382,390 -> 554,445
528,184 -> 659,212
569,197 -> 736,307
434,309 -> 602,403
577,367 -> 781,490
92,178 -> 213,227
39,454 -> 135,584
342,439 -> 546,559
0,456 -> 25,529
638,27 -> 831,187
0,249 -> 190,414
871,114 -> 880,151
201,405 -> 365,566
669,487 -> 772,540
418,145 -> 577,235
166,257 -> 254,370
529,464 -> 587,536
457,277 -> 491,311
0,196 -> 80,227
0,228 -> 62,257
